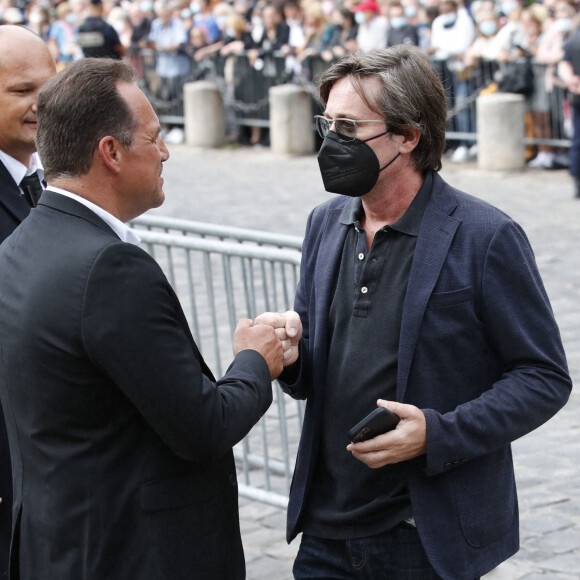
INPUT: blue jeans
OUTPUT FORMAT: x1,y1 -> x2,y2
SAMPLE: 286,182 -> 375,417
293,523 -> 445,580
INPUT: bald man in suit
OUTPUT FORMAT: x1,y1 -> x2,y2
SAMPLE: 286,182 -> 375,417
0,25 -> 56,573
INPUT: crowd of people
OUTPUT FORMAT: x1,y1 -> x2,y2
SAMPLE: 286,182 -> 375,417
1,0 -> 580,161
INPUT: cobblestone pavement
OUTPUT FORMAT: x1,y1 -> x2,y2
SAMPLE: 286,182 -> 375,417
157,145 -> 580,580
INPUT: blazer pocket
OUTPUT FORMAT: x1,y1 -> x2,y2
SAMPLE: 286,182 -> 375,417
428,286 -> 473,308
141,470 -> 227,512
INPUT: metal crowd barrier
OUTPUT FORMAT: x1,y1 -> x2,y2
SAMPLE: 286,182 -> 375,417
130,215 -> 304,508
135,47 -> 572,150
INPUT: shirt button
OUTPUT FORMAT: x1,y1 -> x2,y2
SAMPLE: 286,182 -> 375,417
358,253 -> 365,260
361,286 -> 368,294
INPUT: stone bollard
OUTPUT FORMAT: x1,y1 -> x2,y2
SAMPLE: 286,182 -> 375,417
269,84 -> 314,155
183,81 -> 225,148
476,92 -> 525,171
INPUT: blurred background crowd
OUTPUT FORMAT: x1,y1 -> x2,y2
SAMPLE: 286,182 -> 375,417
1,0 -> 579,162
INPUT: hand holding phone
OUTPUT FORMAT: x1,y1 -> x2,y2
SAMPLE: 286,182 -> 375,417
347,407 -> 400,443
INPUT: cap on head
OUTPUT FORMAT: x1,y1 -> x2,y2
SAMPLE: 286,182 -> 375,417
352,0 -> 380,14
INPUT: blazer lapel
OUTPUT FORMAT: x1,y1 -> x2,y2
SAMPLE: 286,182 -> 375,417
0,161 -> 31,224
397,175 -> 461,400
312,207 -> 349,377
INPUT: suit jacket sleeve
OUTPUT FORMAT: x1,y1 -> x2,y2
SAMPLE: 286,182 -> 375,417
81,242 -> 273,462
423,220 -> 572,475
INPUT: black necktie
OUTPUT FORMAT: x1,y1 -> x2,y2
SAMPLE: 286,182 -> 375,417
20,172 -> 44,208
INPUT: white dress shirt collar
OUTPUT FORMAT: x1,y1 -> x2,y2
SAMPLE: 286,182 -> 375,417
0,150 -> 44,191
46,186 -> 141,247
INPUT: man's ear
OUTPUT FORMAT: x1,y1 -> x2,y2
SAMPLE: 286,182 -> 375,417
398,126 -> 421,155
97,136 -> 123,174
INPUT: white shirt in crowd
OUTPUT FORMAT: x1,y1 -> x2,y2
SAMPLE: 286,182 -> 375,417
431,7 -> 476,64
356,15 -> 389,53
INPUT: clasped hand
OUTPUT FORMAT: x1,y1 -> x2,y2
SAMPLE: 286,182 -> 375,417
253,311 -> 302,367
232,310 -> 302,380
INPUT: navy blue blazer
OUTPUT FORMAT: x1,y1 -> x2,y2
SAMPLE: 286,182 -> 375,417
279,172 -> 572,580
0,160 -> 32,575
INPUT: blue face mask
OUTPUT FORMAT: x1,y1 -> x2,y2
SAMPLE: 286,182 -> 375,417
390,16 -> 407,29
404,6 -> 417,18
479,20 -> 497,36
501,1 -> 518,16
355,12 -> 366,25
440,12 -> 457,28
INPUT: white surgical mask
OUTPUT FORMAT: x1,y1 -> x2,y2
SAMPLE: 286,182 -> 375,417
479,20 -> 497,36
28,11 -> 43,24
501,1 -> 518,16
555,17 -> 572,33
390,16 -> 406,29
354,12 -> 366,24
440,12 -> 457,27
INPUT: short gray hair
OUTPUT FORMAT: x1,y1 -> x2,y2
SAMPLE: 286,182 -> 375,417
317,46 -> 447,173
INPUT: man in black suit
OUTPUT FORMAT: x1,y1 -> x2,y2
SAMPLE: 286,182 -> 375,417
0,24 -> 56,574
0,58 -> 283,579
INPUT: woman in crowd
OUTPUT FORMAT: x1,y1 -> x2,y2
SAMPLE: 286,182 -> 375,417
321,7 -> 358,60
47,2 -> 78,70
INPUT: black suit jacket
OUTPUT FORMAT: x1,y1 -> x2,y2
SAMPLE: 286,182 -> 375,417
0,190 -> 273,579
0,160 -> 32,575
0,160 -> 31,242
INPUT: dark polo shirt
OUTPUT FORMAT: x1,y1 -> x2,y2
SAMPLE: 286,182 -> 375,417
302,172 -> 433,540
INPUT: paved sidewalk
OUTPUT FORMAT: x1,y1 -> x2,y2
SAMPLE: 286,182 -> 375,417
158,145 -> 580,580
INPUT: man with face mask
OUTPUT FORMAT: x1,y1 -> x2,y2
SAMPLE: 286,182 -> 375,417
255,46 -> 571,579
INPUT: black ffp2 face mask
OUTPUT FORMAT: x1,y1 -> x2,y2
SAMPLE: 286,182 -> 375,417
317,130 -> 400,197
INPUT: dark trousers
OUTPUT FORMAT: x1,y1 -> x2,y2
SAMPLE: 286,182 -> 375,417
293,522 -> 450,580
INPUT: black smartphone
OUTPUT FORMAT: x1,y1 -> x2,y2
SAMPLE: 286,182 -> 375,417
347,407 -> 400,443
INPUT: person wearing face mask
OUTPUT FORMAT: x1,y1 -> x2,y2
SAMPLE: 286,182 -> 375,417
26,5 -> 51,41
430,0 -> 476,163
352,0 -> 388,52
464,9 -> 501,68
254,45 -> 571,579
387,2 -> 418,47
533,0 -> 576,168
558,16 -> 580,197
48,1 -> 80,68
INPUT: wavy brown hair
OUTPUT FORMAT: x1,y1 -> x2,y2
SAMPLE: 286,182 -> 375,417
318,45 -> 447,173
